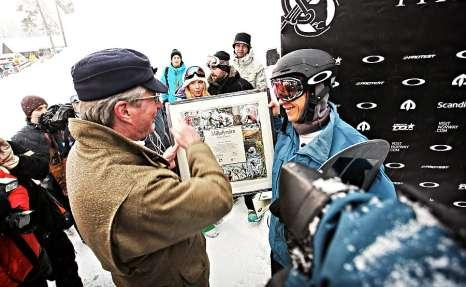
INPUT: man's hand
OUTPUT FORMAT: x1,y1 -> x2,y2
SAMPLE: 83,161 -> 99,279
268,100 -> 280,116
0,137 -> 18,169
162,143 -> 179,169
171,118 -> 201,149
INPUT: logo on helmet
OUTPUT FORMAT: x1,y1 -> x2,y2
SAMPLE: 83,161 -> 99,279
281,0 -> 339,37
307,70 -> 333,85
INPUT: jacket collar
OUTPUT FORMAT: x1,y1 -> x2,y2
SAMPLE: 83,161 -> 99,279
289,103 -> 338,165
233,49 -> 254,66
68,118 -> 168,166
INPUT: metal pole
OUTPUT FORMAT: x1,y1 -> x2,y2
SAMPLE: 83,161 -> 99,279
35,0 -> 55,53
55,0 -> 67,47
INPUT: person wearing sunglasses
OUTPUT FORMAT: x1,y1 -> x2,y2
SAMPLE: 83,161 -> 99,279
268,49 -> 396,275
176,66 -> 210,100
231,32 -> 267,91
68,48 -> 233,286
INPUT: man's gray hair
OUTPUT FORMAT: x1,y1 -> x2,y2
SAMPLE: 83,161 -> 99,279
78,86 -> 147,127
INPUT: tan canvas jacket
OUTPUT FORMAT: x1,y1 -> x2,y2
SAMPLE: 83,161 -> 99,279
66,118 -> 233,286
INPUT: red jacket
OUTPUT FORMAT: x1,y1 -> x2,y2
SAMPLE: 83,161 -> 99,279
0,170 -> 41,287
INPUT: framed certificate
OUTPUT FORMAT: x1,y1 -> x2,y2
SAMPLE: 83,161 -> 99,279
167,90 -> 274,195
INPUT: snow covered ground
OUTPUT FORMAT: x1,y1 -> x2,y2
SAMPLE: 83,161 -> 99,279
48,197 -> 271,287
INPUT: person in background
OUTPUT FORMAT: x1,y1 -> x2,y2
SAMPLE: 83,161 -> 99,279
68,48 -> 233,286
268,48 -> 396,274
231,32 -> 267,90
176,65 -> 209,100
176,65 -> 221,238
160,49 -> 186,103
207,50 -> 253,95
11,96 -> 82,286
206,51 -> 264,223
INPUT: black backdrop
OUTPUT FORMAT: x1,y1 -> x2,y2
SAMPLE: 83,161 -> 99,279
280,0 -> 465,211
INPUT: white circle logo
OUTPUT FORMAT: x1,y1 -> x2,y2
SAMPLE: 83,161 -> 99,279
356,102 -> 378,110
307,71 -> 333,85
385,163 -> 405,169
429,145 -> 452,152
402,78 -> 426,86
419,182 -> 440,188
456,50 -> 466,59
362,55 -> 385,64
453,201 -> 466,208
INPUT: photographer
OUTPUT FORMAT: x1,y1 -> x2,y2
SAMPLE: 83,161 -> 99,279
11,95 -> 82,287
12,96 -> 75,205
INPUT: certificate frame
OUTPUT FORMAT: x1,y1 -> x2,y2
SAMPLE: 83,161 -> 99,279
166,90 -> 274,195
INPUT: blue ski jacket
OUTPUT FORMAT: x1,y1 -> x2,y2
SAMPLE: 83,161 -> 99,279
160,63 -> 186,103
282,192 -> 466,286
269,103 -> 396,267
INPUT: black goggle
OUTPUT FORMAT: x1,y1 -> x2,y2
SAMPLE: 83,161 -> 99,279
271,77 -> 305,102
185,66 -> 206,80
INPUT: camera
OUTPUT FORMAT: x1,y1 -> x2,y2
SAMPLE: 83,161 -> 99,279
39,103 -> 76,133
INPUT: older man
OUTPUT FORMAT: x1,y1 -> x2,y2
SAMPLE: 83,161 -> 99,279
67,48 -> 233,286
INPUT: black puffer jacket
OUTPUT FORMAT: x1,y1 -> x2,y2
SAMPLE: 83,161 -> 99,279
208,66 -> 254,95
12,124 -> 49,157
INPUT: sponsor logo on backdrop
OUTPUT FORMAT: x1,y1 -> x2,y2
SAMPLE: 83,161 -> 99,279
457,50 -> 466,59
400,99 -> 416,110
420,165 -> 450,170
429,145 -> 453,151
452,74 -> 466,87
385,163 -> 405,169
458,184 -> 466,190
436,121 -> 459,133
356,121 -> 370,131
437,101 -> 466,109
419,182 -> 439,188
402,78 -> 426,86
453,201 -> 466,208
393,123 -> 415,131
281,0 -> 339,37
396,0 -> 448,7
402,54 -> 436,60
362,55 -> 385,64
355,81 -> 385,86
356,102 -> 378,110
390,142 -> 409,152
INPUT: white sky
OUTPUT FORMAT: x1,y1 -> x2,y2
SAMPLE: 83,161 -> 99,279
1,0 -> 282,138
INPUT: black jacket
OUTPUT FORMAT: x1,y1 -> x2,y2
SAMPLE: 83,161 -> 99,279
12,123 -> 49,158
208,66 -> 254,95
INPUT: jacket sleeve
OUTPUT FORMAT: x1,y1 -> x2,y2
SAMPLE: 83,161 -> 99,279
118,142 -> 233,251
367,167 -> 396,200
9,141 -> 49,180
255,65 -> 267,91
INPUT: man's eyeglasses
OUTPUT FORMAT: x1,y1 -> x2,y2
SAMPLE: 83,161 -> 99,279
185,66 -> 206,80
271,77 -> 305,102
135,93 -> 160,103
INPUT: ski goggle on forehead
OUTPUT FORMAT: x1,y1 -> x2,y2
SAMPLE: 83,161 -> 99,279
206,56 -> 228,69
185,66 -> 206,80
271,70 -> 334,102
